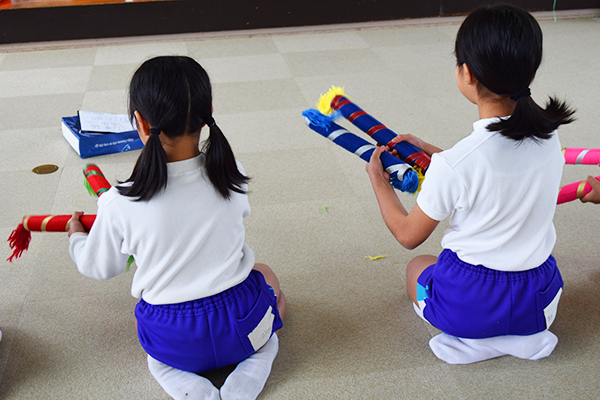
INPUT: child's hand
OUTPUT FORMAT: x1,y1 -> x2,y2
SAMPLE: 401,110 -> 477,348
387,134 -> 424,151
387,134 -> 443,157
68,211 -> 87,237
581,175 -> 600,204
366,145 -> 391,183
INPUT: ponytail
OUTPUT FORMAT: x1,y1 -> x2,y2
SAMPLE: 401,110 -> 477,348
456,4 -> 576,142
487,95 -> 575,141
202,120 -> 249,199
118,129 -> 168,201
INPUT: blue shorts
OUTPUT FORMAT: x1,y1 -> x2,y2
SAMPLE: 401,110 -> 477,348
135,270 -> 283,373
417,249 -> 563,339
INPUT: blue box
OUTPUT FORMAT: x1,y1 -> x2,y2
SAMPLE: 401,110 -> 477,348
61,116 -> 143,159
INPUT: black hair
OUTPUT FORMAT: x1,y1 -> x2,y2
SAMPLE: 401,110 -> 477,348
118,56 -> 249,201
455,4 -> 575,141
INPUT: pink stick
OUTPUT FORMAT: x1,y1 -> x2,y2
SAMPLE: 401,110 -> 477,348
557,175 -> 600,204
562,148 -> 600,165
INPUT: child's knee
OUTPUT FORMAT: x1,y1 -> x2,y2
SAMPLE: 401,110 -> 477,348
406,255 -> 437,301
253,263 -> 286,323
253,263 -> 280,293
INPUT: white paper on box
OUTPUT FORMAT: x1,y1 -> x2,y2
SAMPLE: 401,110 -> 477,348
78,111 -> 135,133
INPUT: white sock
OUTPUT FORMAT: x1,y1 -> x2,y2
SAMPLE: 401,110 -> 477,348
147,355 -> 220,400
429,330 -> 558,364
220,334 -> 279,400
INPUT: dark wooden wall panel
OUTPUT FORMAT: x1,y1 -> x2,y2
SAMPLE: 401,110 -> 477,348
1,0 -> 599,45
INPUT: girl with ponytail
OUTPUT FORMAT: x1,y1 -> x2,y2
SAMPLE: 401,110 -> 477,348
68,56 -> 286,399
366,5 -> 573,364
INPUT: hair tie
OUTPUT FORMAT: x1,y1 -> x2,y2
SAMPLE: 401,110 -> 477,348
150,127 -> 161,136
205,117 -> 216,127
510,88 -> 531,101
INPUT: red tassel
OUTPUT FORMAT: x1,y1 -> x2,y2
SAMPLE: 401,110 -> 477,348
7,223 -> 31,262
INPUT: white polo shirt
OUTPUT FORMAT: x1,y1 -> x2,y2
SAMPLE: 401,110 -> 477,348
417,118 -> 564,271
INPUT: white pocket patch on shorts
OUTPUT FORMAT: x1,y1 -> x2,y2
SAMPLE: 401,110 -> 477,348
544,287 -> 562,329
248,305 -> 274,351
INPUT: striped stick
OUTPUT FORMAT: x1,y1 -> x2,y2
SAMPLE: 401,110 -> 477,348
7,215 -> 96,261
83,164 -> 111,197
21,215 -> 96,233
7,164 -> 111,262
303,110 -> 419,193
330,95 -> 431,173
557,175 -> 600,204
562,148 -> 600,165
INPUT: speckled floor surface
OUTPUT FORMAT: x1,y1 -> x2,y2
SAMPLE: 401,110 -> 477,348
1,10 -> 599,399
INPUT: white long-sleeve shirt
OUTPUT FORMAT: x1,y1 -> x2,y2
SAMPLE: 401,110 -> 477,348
69,155 -> 255,305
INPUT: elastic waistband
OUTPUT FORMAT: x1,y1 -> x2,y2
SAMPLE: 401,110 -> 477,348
439,249 -> 557,282
138,270 -> 262,316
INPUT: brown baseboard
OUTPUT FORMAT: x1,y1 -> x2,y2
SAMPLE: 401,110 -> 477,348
1,0 -> 599,45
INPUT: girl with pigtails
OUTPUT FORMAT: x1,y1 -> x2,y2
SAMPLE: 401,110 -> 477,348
366,5 -> 574,364
69,56 -> 286,399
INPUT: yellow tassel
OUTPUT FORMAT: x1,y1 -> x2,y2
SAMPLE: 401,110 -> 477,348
317,85 -> 346,115
414,167 -> 425,193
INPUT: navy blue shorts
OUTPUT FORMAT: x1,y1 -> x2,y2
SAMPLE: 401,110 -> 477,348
135,270 -> 283,373
417,249 -> 563,339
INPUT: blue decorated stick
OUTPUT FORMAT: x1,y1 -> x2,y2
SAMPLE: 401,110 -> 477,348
316,86 -> 431,173
331,95 -> 431,173
303,109 -> 419,193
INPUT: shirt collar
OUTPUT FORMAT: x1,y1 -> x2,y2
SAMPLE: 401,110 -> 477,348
167,154 -> 203,175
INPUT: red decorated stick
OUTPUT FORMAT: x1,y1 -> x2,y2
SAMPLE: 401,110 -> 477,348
7,164 -> 112,262
557,175 -> 600,204
83,164 -> 111,197
7,215 -> 96,261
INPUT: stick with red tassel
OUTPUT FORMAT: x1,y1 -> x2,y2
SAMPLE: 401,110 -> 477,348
7,215 -> 97,261
7,164 -> 111,262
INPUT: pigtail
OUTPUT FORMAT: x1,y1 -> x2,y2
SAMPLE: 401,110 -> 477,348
202,121 -> 249,199
120,56 -> 247,201
488,96 -> 575,141
118,131 -> 169,201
